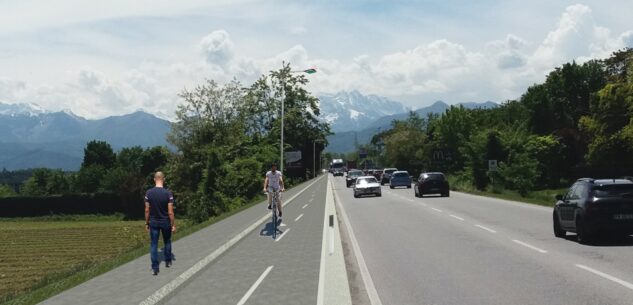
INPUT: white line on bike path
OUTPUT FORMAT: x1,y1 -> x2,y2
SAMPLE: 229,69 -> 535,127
294,214 -> 304,222
236,265 -> 274,305
512,240 -> 547,254
575,264 -> 633,291
474,225 -> 497,233
302,204 -> 309,209
275,228 -> 290,242
138,176 -> 324,305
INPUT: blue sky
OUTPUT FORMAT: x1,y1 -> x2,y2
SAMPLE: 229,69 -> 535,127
0,0 -> 632,119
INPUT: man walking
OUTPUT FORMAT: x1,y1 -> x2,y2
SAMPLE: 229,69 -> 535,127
144,171 -> 176,276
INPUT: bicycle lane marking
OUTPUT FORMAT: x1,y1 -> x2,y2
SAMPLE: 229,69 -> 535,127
138,176 -> 325,305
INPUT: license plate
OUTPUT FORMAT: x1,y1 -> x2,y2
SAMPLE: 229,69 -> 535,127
613,214 -> 633,220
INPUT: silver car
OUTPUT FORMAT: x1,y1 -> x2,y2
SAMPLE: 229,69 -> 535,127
353,176 -> 382,198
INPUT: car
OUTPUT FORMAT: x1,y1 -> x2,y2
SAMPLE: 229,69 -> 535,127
346,169 -> 364,187
553,178 -> 633,244
332,168 -> 344,176
414,172 -> 450,197
380,168 -> 398,185
353,176 -> 382,198
390,171 -> 412,189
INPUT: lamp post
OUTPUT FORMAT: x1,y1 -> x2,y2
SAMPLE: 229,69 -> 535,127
313,139 -> 325,178
279,67 -> 317,174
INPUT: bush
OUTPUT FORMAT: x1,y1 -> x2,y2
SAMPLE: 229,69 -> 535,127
498,153 -> 538,197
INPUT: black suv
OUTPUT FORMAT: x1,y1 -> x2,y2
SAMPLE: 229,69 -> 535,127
346,170 -> 364,188
414,172 -> 449,197
553,178 -> 633,244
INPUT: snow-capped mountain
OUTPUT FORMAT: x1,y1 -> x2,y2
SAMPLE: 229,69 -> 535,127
0,102 -> 171,170
318,90 -> 408,132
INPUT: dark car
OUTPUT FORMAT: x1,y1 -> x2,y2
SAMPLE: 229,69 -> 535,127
414,172 -> 450,197
553,178 -> 633,244
346,170 -> 364,187
380,168 -> 398,185
390,171 -> 412,189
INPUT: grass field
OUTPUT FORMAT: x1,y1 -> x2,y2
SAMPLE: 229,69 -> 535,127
0,215 -> 148,303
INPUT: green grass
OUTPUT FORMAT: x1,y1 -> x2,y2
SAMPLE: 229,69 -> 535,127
447,176 -> 566,207
0,193 -> 269,305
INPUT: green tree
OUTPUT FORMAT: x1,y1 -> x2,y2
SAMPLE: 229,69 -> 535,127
0,184 -> 16,197
82,140 -> 116,169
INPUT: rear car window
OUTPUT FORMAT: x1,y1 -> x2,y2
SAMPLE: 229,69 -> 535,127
349,171 -> 363,177
357,177 -> 377,184
593,184 -> 633,198
424,174 -> 445,181
393,172 -> 409,177
385,169 -> 397,174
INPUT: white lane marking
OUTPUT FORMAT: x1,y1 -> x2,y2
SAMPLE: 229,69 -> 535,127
475,225 -> 496,233
449,214 -> 465,221
432,208 -> 442,212
236,265 -> 274,305
309,198 -> 314,203
334,182 -> 384,305
302,204 -> 309,209
139,176 -> 324,305
294,214 -> 304,222
511,239 -> 548,254
421,203 -> 428,207
576,264 -> 633,291
274,228 -> 290,242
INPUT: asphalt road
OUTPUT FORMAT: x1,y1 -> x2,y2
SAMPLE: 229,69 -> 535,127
39,176 -> 333,305
333,177 -> 633,305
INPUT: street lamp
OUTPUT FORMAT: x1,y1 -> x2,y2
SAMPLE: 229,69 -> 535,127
313,139 -> 325,178
278,67 -> 318,174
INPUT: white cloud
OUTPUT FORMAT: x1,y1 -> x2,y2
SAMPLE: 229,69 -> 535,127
0,3 -> 632,119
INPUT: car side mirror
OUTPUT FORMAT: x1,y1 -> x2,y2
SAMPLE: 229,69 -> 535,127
555,194 -> 563,201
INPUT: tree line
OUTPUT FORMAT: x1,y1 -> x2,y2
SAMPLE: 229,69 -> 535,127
360,49 -> 633,196
1,64 -> 330,222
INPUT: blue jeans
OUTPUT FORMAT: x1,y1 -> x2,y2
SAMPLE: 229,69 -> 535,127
149,222 -> 172,271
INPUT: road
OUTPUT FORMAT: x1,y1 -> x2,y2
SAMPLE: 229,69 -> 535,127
334,176 -> 633,305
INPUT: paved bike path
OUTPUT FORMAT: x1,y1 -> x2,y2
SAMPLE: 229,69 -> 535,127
38,176 -> 328,305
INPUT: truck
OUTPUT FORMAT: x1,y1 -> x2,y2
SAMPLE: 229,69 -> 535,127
330,159 -> 345,176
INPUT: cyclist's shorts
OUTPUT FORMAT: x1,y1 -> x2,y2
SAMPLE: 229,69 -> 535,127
267,187 -> 281,193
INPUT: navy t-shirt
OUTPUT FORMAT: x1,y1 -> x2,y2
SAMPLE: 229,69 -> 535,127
145,187 -> 174,225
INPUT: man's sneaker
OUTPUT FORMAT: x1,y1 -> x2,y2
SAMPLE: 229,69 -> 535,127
278,211 -> 282,217
166,261 -> 172,268
267,204 -> 272,210
152,269 -> 159,276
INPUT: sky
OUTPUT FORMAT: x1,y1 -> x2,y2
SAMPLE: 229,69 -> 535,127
0,0 -> 632,119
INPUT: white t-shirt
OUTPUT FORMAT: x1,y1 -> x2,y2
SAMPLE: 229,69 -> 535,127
266,171 -> 283,189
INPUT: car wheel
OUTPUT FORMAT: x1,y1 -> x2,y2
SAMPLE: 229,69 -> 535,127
407,185 -> 411,189
354,193 -> 359,198
414,189 -> 419,197
553,212 -> 566,238
443,191 -> 450,197
576,216 -> 593,244
390,186 -> 394,189
377,193 -> 382,197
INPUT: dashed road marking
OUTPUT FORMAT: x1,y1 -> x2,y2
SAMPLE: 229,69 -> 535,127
294,214 -> 304,222
576,264 -> 633,291
236,265 -> 274,305
302,204 -> 309,209
432,208 -> 443,212
475,225 -> 496,233
512,239 -> 547,254
449,214 -> 465,221
274,228 -> 290,242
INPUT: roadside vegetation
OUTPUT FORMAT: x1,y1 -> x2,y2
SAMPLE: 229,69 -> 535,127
0,64 -> 329,304
339,48 -> 633,201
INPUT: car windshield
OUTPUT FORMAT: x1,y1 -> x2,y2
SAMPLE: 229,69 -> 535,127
593,184 -> 633,197
349,171 -> 362,177
424,174 -> 445,181
393,172 -> 409,177
357,177 -> 377,184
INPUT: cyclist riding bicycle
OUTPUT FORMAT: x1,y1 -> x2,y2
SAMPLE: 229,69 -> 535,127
263,163 -> 285,217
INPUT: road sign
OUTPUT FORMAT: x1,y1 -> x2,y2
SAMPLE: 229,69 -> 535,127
488,160 -> 498,171
285,151 -> 302,164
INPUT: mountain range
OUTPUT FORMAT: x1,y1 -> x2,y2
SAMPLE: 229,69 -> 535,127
323,99 -> 498,153
0,103 -> 171,171
0,92 -> 497,170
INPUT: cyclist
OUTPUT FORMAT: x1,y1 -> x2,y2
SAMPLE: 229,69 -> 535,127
263,163 -> 285,217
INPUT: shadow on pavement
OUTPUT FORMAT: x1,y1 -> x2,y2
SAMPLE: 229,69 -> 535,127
259,219 -> 284,238
563,234 -> 633,247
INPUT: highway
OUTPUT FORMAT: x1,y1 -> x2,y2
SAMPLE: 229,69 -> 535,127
333,176 -> 633,305
36,174 -> 633,305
